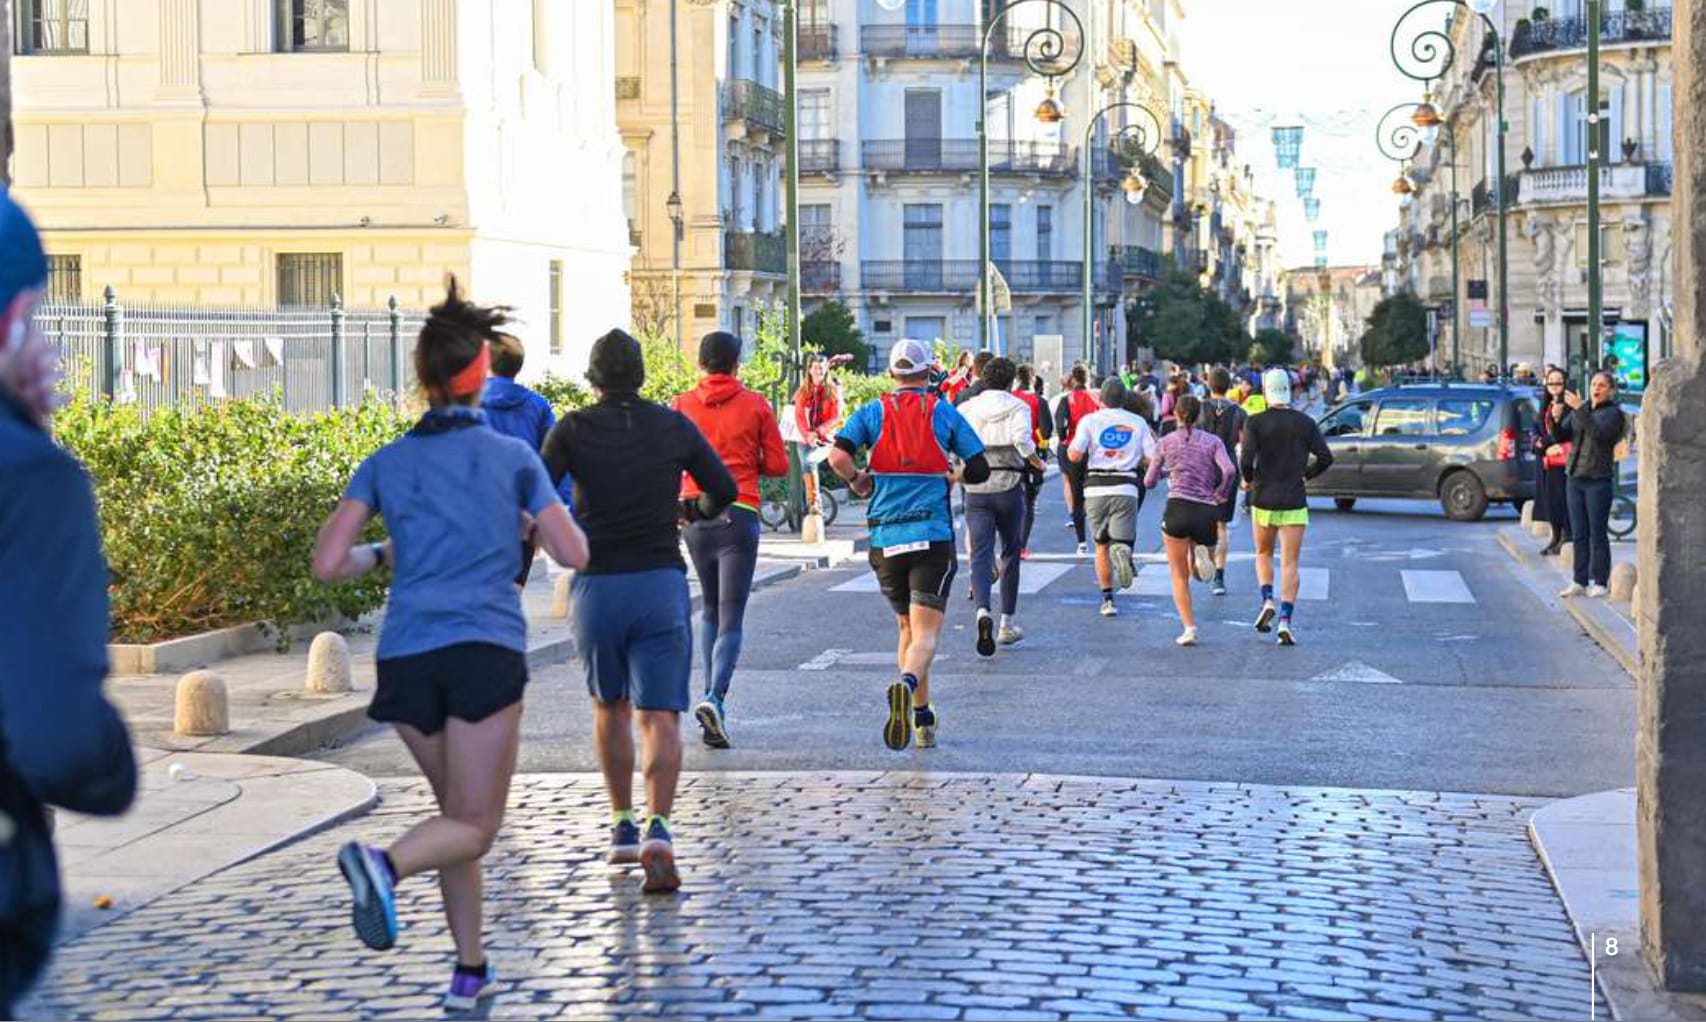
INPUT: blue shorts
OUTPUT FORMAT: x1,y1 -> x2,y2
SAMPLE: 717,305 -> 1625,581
571,568 -> 692,711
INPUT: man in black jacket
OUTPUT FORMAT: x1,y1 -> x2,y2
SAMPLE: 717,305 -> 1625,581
542,330 -> 737,895
0,193 -> 137,1016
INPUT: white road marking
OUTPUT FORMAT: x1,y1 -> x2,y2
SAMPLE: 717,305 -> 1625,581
1402,569 -> 1475,604
797,648 -> 853,671
830,561 -> 1073,595
1310,661 -> 1404,685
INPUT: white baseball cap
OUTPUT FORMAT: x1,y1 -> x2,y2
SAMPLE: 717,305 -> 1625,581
888,338 -> 933,374
1262,367 -> 1293,406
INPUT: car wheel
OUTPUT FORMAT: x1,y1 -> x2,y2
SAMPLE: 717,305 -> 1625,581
1334,497 -> 1356,512
1439,471 -> 1488,522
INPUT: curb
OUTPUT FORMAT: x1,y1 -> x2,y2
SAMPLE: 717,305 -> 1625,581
1497,527 -> 1641,679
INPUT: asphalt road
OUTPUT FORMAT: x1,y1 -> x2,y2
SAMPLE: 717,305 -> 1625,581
317,479 -> 1634,798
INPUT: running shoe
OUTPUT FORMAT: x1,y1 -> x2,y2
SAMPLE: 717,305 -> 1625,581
335,841 -> 398,951
640,817 -> 680,894
606,818 -> 641,865
975,612 -> 996,658
884,679 -> 915,750
915,705 -> 938,749
694,695 -> 730,749
1111,542 -> 1135,590
1211,577 -> 1227,597
997,623 -> 1024,645
1558,582 -> 1587,598
1277,619 -> 1296,646
1586,583 -> 1610,598
1076,542 -> 1090,557
1193,546 -> 1216,583
1254,601 -> 1277,633
1099,597 -> 1119,618
1019,548 -> 1032,560
443,963 -> 497,1012
1176,627 -> 1198,647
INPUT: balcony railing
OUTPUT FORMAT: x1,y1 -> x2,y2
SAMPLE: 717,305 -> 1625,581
723,79 -> 785,135
1090,150 -> 1175,203
859,24 -> 1027,61
800,139 -> 841,174
802,261 -> 841,293
1510,7 -> 1673,59
861,139 -> 1074,176
860,260 -> 1083,293
1118,245 -> 1169,280
1470,175 -> 1520,217
1512,162 -> 1675,205
725,231 -> 787,275
799,24 -> 838,61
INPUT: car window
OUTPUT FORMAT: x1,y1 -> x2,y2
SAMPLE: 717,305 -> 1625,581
1374,398 -> 1432,437
1320,401 -> 1371,438
1437,399 -> 1494,437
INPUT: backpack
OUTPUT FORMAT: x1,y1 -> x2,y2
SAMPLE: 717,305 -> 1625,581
869,391 -> 950,475
1201,398 -> 1244,457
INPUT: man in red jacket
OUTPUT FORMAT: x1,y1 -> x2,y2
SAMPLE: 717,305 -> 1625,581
673,332 -> 789,748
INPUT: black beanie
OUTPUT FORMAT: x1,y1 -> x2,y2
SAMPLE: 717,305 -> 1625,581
1100,377 -> 1127,409
699,331 -> 742,373
587,329 -> 645,393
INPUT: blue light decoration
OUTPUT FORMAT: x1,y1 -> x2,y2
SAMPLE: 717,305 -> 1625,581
1315,255 -> 1329,268
1295,167 -> 1317,199
1304,198 -> 1321,222
1272,126 -> 1304,169
1313,230 -> 1329,252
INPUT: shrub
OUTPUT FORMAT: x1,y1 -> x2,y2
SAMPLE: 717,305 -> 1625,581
54,394 -> 406,644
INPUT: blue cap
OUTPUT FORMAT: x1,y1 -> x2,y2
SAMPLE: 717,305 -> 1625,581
0,190 -> 49,310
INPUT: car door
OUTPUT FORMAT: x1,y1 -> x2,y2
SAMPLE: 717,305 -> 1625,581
1362,397 -> 1436,496
1309,399 -> 1373,494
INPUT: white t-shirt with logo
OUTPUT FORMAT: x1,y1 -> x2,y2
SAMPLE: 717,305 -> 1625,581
1069,408 -> 1158,499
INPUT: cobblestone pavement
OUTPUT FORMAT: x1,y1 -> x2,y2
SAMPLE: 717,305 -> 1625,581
26,773 -> 1603,1021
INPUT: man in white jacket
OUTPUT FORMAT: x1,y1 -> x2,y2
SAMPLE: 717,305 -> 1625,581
957,357 -> 1043,655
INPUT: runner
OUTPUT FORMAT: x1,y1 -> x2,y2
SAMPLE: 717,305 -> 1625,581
1200,367 -> 1248,596
828,339 -> 989,750
1054,364 -> 1101,555
313,280 -> 589,1010
1067,378 -> 1157,619
542,329 -> 738,893
1012,363 -> 1052,559
792,353 -> 846,516
1239,367 -> 1334,646
672,331 -> 789,750
958,356 -> 1042,653
1145,394 -> 1238,646
481,330 -> 572,587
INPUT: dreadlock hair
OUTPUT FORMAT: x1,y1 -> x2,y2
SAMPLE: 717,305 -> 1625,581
415,276 -> 512,406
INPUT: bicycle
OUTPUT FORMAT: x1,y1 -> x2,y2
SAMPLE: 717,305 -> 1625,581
758,476 -> 840,532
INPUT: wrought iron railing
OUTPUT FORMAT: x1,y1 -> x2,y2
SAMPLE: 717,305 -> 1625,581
1118,246 -> 1168,280
725,231 -> 787,275
1510,7 -> 1673,58
723,79 -> 785,134
858,24 -> 1027,61
800,139 -> 841,174
859,260 -> 1083,293
799,24 -> 838,61
860,139 -> 1075,175
802,261 -> 841,293
1470,175 -> 1520,217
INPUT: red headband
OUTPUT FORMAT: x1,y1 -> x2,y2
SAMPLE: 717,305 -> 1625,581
448,341 -> 490,396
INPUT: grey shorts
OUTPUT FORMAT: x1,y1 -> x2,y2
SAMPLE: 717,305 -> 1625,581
1085,494 -> 1139,546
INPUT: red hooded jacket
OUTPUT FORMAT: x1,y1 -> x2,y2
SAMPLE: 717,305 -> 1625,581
674,373 -> 789,510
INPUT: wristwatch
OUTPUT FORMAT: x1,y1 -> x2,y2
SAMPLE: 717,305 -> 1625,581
369,541 -> 390,568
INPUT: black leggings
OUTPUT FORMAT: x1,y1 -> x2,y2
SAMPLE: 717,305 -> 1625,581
683,506 -> 761,699
1060,445 -> 1088,544
1019,468 -> 1044,549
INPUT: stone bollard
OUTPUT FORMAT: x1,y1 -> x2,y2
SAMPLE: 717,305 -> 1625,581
553,573 -> 573,618
1521,501 -> 1535,526
304,632 -> 352,694
1610,562 -> 1638,602
174,671 -> 229,737
1560,544 -> 1575,574
801,511 -> 824,545
1529,520 -> 1552,540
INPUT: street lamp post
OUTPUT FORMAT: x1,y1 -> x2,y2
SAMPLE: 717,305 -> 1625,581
1586,0 -> 1603,386
1081,102 -> 1164,376
977,0 -> 1084,355
1378,96 -> 1463,377
1390,0 -> 1509,376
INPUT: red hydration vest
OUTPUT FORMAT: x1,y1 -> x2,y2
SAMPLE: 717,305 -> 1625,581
868,391 -> 950,475
1015,389 -> 1044,444
1064,389 -> 1102,446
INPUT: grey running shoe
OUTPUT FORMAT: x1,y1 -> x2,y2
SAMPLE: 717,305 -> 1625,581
1111,542 -> 1135,590
1255,601 -> 1277,633
915,705 -> 937,749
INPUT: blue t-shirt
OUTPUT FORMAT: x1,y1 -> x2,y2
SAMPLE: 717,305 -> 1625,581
838,388 -> 985,549
344,411 -> 560,659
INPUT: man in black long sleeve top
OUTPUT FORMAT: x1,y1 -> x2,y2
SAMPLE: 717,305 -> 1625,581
542,329 -> 736,894
1238,368 -> 1334,646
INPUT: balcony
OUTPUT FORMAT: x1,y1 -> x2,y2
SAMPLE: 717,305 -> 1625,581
859,24 -> 1027,61
1092,261 -> 1125,303
723,79 -> 785,136
1117,245 -> 1169,281
1510,7 -> 1672,59
1090,150 -> 1174,204
803,261 -> 842,293
725,231 -> 786,275
1514,162 -> 1673,206
799,24 -> 838,61
1470,175 -> 1520,218
860,139 -> 1074,177
859,260 -> 1083,293
800,139 -> 841,174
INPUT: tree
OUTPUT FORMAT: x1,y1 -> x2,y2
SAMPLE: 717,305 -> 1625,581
1359,292 -> 1431,368
1250,328 -> 1294,366
801,300 -> 869,367
1129,272 -> 1245,367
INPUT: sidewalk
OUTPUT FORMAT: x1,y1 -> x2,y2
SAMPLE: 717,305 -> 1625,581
1498,524 -> 1640,677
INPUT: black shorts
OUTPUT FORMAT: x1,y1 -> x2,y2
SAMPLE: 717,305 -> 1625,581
1216,496 -> 1237,524
372,642 -> 528,736
868,541 -> 958,616
1162,498 -> 1221,547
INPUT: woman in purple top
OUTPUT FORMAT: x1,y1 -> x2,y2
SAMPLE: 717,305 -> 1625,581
1144,394 -> 1236,646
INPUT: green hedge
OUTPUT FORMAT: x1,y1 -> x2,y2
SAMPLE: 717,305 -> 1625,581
55,394 -> 405,644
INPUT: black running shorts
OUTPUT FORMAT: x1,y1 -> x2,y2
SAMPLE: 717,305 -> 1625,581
1162,498 -> 1221,547
372,642 -> 528,736
868,541 -> 958,617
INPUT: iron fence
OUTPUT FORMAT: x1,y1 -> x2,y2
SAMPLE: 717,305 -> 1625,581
1510,6 -> 1673,58
861,138 -> 1076,176
35,288 -> 426,416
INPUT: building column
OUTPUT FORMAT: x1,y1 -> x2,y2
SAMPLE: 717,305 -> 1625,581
420,0 -> 459,98
156,0 -> 202,102
1637,0 -> 1706,992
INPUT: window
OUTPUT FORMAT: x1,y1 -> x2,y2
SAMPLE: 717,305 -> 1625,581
907,0 -> 938,27
16,0 -> 89,55
731,306 -> 745,339
1036,205 -> 1054,260
45,255 -> 81,301
799,89 -> 831,140
277,253 -> 343,307
1657,81 -> 1674,162
1436,399 -> 1494,437
800,0 -> 829,30
1034,314 -> 1055,337
905,316 -> 946,343
1373,398 -> 1432,437
800,203 -> 832,249
622,153 -> 638,244
990,204 -> 1012,263
1320,400 -> 1372,438
549,261 -> 564,355
278,0 -> 349,53
1574,221 -> 1625,268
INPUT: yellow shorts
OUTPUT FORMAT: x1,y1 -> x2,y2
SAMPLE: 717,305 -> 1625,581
1252,506 -> 1310,528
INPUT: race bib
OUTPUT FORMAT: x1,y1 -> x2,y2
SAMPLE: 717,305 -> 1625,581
882,540 -> 932,556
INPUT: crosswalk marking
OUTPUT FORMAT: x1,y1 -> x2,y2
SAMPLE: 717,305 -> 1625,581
830,561 -> 1073,595
1131,564 -> 1329,599
1401,569 -> 1475,604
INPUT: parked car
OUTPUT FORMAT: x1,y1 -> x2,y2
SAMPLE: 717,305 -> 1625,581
1306,383 -> 1537,521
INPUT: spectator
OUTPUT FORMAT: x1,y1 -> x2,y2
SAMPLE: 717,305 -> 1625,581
792,353 -> 846,517
1532,367 -> 1574,557
1558,371 -> 1628,599
0,192 -> 138,1017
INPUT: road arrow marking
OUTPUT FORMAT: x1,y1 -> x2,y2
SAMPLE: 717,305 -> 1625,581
798,648 -> 854,671
1309,661 -> 1403,685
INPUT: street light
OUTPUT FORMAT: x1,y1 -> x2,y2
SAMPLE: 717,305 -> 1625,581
1376,97 -> 1462,377
1081,102 -> 1163,374
978,0 -> 1084,355
1390,0 -> 1510,376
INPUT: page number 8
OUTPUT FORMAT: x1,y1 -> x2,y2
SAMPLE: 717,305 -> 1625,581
1603,937 -> 1618,956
